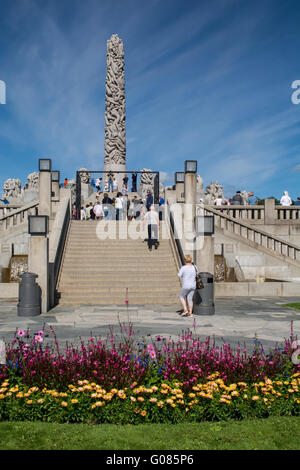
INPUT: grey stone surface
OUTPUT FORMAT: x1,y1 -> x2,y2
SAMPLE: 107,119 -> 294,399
0,298 -> 299,353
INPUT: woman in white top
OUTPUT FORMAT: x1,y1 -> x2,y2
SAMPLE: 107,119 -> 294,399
178,254 -> 197,317
280,191 -> 292,206
93,202 -> 104,220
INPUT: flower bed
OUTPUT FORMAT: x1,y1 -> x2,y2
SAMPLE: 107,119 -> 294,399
0,322 -> 299,424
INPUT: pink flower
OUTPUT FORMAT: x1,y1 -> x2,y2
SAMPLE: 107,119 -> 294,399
34,335 -> 43,343
17,329 -> 25,337
149,350 -> 156,359
37,330 -> 44,336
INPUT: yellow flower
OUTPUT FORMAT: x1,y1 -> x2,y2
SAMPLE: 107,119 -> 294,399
26,400 -> 33,404
0,394 -> 5,399
71,399 -> 78,404
131,397 -> 136,402
189,393 -> 196,398
243,394 -> 248,399
61,401 -> 68,407
252,396 -> 259,401
150,398 -> 157,403
95,401 -> 104,407
37,399 -> 44,404
140,410 -> 147,417
137,397 -> 144,402
231,391 -> 239,397
288,389 -> 294,394
157,401 -> 164,408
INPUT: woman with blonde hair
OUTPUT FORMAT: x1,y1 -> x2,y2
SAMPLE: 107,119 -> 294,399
178,254 -> 197,317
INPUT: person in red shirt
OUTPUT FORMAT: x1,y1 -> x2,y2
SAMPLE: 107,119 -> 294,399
64,178 -> 68,188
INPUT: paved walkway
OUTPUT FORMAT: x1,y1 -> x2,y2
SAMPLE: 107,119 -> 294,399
0,297 -> 299,352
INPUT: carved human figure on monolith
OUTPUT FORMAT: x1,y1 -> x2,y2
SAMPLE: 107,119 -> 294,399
104,34 -> 126,175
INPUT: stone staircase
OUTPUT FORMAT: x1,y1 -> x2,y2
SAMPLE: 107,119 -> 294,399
57,220 -> 180,305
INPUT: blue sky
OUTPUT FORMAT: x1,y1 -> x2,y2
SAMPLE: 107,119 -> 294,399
0,0 -> 300,199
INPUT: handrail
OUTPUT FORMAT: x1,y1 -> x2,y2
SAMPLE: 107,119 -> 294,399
0,201 -> 39,232
49,195 -> 71,308
204,205 -> 300,264
166,200 -> 185,269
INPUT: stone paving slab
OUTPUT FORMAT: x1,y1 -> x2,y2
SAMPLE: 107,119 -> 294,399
0,297 -> 299,352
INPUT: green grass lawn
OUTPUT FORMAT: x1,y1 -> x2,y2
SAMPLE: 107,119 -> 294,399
0,416 -> 300,450
284,303 -> 300,311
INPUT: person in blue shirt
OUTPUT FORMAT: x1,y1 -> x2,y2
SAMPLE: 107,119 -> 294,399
0,198 -> 9,204
294,197 -> 300,206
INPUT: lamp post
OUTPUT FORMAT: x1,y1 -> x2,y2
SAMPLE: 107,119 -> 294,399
27,215 -> 49,313
184,160 -> 197,262
175,172 -> 185,203
195,214 -> 215,284
51,170 -> 60,203
194,215 -> 215,315
39,158 -> 52,217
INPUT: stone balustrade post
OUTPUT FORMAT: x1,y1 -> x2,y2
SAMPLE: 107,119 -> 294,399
264,198 -> 275,224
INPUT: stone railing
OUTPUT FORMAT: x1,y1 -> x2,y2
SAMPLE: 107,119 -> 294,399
203,205 -> 300,265
165,200 -> 184,272
49,195 -> 71,308
0,201 -> 39,233
205,205 -> 264,221
205,202 -> 300,223
275,206 -> 300,221
0,204 -> 23,218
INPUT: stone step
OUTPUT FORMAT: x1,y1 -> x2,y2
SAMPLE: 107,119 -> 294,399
59,294 -> 178,304
60,264 -> 177,271
59,280 -> 179,288
59,273 -> 178,281
62,253 -> 173,260
59,286 -> 179,294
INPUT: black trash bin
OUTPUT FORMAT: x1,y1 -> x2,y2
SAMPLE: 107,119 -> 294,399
17,272 -> 41,317
193,272 -> 215,315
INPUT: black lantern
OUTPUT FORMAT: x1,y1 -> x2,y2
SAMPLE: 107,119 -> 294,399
51,170 -> 60,182
184,160 -> 197,173
28,215 -> 49,236
196,215 -> 214,236
39,159 -> 52,172
175,172 -> 185,184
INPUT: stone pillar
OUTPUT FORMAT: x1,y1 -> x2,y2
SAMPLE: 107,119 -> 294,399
196,235 -> 215,274
264,198 -> 275,224
104,34 -> 127,175
51,181 -> 60,202
39,172 -> 52,217
28,236 -> 49,313
183,173 -> 197,262
176,182 -> 185,203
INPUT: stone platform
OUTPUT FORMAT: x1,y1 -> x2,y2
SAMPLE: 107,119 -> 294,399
0,297 -> 299,353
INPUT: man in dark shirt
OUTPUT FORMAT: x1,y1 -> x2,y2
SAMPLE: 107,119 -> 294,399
132,172 -> 137,192
102,192 -> 114,220
146,190 -> 153,211
294,197 -> 300,206
230,191 -> 244,205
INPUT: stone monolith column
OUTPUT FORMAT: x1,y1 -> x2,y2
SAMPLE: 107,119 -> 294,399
104,34 -> 127,175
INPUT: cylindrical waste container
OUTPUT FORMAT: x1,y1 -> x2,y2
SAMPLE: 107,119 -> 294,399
193,272 -> 215,315
17,272 -> 41,317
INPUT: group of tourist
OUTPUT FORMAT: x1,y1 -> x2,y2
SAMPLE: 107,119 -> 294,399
212,190 -> 300,206
90,173 -> 138,194
77,190 -> 165,252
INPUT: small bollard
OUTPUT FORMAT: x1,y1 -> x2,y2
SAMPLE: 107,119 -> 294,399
193,272 -> 215,315
17,272 -> 41,317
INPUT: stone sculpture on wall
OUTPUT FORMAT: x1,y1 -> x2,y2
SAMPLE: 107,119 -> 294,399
204,181 -> 224,205
3,179 -> 21,199
27,172 -> 39,191
104,34 -> 126,173
78,168 -> 91,184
